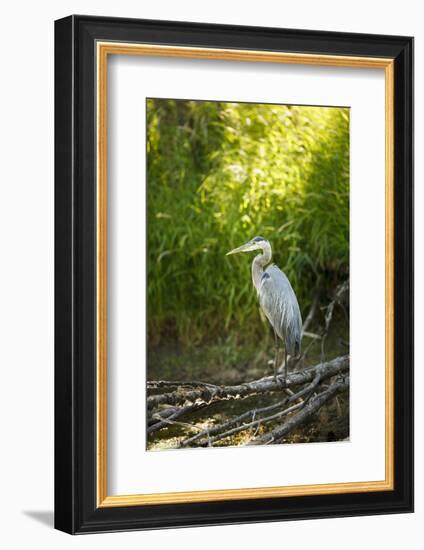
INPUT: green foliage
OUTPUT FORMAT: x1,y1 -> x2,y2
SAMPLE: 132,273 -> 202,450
147,99 -> 349,347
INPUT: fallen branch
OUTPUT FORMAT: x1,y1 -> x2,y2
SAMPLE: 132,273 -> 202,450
208,400 -> 305,446
147,402 -> 207,434
147,380 -> 220,390
147,355 -> 349,413
249,377 -> 349,445
179,372 -> 321,447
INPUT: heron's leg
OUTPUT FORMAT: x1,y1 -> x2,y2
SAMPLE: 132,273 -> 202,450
282,351 -> 304,401
282,348 -> 288,384
273,330 -> 280,381
282,349 -> 294,396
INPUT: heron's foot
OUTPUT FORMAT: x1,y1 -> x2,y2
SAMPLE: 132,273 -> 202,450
275,368 -> 303,401
273,365 -> 288,389
273,373 -> 285,389
272,363 -> 282,385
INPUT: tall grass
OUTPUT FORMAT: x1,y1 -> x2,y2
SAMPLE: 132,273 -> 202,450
147,99 -> 349,347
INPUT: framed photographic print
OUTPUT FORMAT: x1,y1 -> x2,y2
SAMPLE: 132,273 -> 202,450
54,15 -> 413,533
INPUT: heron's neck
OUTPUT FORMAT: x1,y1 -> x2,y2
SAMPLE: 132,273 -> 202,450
252,242 -> 272,292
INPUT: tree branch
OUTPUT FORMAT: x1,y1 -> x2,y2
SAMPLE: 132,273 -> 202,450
147,355 -> 348,412
302,290 -> 320,335
178,372 -> 322,447
249,377 -> 349,445
321,280 -> 349,360
147,402 -> 207,434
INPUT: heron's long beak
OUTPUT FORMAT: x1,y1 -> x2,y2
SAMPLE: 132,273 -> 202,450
226,241 -> 257,255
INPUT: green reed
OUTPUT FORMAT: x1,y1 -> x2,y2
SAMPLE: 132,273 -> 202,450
147,99 -> 349,348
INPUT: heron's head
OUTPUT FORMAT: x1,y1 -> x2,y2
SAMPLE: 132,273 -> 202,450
226,236 -> 268,256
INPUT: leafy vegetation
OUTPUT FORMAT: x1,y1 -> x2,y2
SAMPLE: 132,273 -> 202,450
147,99 -> 349,354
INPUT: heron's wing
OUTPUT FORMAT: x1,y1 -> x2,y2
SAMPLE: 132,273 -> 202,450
258,264 -> 302,355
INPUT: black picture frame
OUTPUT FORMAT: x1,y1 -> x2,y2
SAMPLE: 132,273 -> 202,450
55,14 -> 414,534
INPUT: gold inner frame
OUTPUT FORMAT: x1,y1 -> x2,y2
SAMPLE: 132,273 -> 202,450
96,42 -> 395,508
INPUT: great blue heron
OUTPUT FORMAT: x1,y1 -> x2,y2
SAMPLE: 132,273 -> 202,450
227,236 -> 302,382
